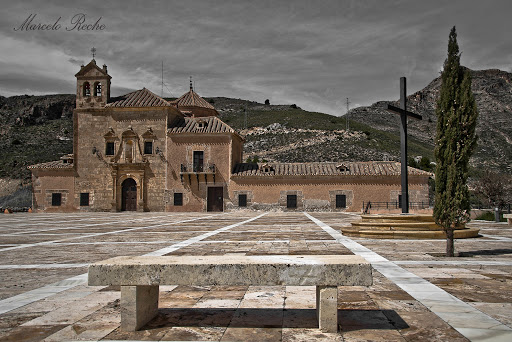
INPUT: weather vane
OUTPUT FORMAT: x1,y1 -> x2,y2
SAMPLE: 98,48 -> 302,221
91,47 -> 96,59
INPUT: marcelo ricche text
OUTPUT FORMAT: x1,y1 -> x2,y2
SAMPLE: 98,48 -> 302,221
14,13 -> 105,31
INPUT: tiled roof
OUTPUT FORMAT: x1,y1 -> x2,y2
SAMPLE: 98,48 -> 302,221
170,89 -> 215,109
75,59 -> 111,78
28,160 -> 74,170
168,116 -> 236,134
106,88 -> 171,108
231,161 -> 431,177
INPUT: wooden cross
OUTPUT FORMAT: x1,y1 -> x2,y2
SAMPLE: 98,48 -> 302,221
386,77 -> 422,213
91,47 -> 97,59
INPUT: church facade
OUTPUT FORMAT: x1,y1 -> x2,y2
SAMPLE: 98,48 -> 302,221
28,59 -> 430,213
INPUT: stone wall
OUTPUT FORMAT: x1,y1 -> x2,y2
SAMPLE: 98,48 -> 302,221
166,134 -> 234,211
74,107 -> 176,211
228,175 -> 429,212
31,170 -> 75,212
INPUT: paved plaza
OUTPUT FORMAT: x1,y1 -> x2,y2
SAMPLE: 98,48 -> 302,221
0,211 -> 511,341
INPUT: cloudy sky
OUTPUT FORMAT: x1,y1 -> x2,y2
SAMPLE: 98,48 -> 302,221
1,0 -> 511,115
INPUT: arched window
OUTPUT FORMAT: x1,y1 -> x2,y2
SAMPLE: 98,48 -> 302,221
83,82 -> 91,96
94,82 -> 102,96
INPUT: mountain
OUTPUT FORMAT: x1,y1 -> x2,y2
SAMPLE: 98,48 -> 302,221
0,68 -> 510,183
0,94 -> 74,180
348,69 -> 512,173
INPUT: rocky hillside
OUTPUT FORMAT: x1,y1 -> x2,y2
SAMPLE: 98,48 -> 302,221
0,68 -> 510,183
348,69 -> 512,173
214,102 -> 432,164
0,94 -> 74,179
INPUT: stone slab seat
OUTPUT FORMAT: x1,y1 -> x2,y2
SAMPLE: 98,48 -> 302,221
504,213 -> 512,225
88,255 -> 372,333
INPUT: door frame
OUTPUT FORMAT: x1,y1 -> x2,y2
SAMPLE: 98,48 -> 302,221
121,178 -> 137,211
207,186 -> 224,212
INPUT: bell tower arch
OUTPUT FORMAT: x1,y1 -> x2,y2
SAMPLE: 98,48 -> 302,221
75,54 -> 111,108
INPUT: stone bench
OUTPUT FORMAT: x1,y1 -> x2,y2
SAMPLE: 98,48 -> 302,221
505,213 -> 512,225
88,255 -> 372,333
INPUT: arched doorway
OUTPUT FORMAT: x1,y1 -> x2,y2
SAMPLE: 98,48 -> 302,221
121,178 -> 137,211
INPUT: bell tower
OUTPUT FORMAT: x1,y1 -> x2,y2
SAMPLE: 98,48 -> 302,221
74,48 -> 111,108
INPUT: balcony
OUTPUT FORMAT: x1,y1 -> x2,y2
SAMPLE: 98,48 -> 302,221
180,163 -> 216,174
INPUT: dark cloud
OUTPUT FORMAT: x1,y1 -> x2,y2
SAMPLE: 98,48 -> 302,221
0,72 -> 74,96
1,0 -> 512,114
68,58 -> 84,66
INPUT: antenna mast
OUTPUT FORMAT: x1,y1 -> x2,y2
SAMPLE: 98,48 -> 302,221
161,61 -> 164,98
346,97 -> 350,131
244,104 -> 248,129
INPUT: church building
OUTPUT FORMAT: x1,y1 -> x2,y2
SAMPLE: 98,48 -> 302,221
28,58 -> 430,213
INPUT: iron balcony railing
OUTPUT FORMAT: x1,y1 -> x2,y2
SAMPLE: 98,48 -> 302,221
180,163 -> 216,174
362,201 -> 429,213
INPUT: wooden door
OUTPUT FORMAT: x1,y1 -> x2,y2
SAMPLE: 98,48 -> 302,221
287,194 -> 297,209
207,187 -> 223,212
336,194 -> 346,208
122,178 -> 137,211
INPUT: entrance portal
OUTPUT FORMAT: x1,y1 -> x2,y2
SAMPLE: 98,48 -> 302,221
121,178 -> 137,211
207,187 -> 223,212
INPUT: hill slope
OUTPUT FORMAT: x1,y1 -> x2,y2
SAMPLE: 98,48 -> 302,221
0,67 -> 510,182
0,95 -> 74,179
213,99 -> 433,163
348,69 -> 512,173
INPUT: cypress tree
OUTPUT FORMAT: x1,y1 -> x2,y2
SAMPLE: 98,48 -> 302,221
434,26 -> 478,257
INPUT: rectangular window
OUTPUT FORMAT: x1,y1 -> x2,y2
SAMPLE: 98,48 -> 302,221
80,193 -> 89,206
398,194 -> 402,209
144,141 -> 153,154
52,193 -> 62,206
174,193 -> 183,206
336,194 -> 346,208
287,194 -> 297,209
105,142 -> 115,156
239,194 -> 247,207
193,151 -> 204,172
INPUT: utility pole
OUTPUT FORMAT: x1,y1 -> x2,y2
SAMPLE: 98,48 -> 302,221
244,104 -> 248,129
346,97 -> 350,131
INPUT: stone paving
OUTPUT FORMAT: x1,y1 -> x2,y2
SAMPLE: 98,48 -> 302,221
0,211 -> 511,341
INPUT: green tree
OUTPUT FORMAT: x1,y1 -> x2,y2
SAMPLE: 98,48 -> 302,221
434,27 -> 478,257
418,156 -> 432,172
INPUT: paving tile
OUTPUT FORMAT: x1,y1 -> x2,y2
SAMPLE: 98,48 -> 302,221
239,286 -> 285,309
455,328 -> 512,342
282,328 -> 342,341
284,286 -> 315,309
0,324 -> 67,342
1,212 -> 511,341
22,291 -> 118,326
160,326 -> 225,341
468,302 -> 512,327
42,300 -> 120,341
341,328 -> 407,341
221,327 -> 282,342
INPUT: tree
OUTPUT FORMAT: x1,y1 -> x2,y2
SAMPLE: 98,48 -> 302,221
433,27 -> 478,257
264,99 -> 270,105
474,171 -> 511,209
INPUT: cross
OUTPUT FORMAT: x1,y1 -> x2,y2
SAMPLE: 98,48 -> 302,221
91,47 -> 96,59
386,77 -> 422,213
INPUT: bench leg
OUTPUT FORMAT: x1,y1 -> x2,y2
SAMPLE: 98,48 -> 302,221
316,285 -> 338,333
120,285 -> 159,331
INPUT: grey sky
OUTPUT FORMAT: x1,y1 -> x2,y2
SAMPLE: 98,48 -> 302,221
1,0 -> 511,115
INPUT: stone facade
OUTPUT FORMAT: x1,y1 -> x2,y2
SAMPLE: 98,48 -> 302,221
29,58 -> 430,213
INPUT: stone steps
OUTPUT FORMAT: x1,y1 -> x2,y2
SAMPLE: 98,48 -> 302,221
344,214 -> 479,239
343,227 -> 480,239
